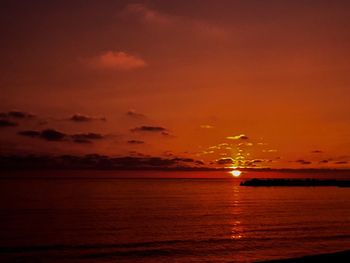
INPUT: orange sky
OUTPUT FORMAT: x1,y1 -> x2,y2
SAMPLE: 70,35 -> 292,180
0,0 -> 350,169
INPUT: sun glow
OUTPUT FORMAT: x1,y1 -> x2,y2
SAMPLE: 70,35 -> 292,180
230,170 -> 242,177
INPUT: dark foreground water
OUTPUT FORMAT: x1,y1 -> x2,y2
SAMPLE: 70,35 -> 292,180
0,171 -> 350,262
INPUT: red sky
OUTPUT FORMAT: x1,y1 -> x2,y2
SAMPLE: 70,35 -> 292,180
0,0 -> 350,169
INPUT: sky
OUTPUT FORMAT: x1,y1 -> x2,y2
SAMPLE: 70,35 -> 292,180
0,0 -> 350,169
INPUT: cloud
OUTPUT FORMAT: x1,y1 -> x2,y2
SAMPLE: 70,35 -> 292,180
160,131 -> 173,137
126,110 -> 146,119
120,3 -> 171,26
127,140 -> 144,144
200,124 -> 214,129
0,110 -> 35,119
242,159 -> 268,167
18,130 -> 41,137
334,161 -> 348,164
311,150 -> 323,153
108,156 -> 204,168
262,149 -> 278,153
131,126 -> 167,133
226,134 -> 249,140
40,129 -> 67,141
0,154 -> 206,170
19,129 -> 104,143
19,129 -> 67,141
86,51 -> 146,71
296,159 -> 311,165
0,119 -> 18,127
172,157 -> 204,165
69,114 -> 106,122
71,133 -> 104,144
71,138 -> 92,144
239,142 -> 253,147
216,157 -> 234,165
119,3 -> 228,39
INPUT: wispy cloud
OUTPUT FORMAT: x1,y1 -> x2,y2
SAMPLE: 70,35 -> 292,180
311,150 -> 323,153
19,129 -> 105,144
131,126 -> 167,133
69,114 -> 106,122
120,3 -> 172,26
295,159 -> 312,165
334,161 -> 348,164
200,124 -> 214,129
127,140 -> 145,144
71,133 -> 104,143
0,154 -> 206,170
119,3 -> 228,39
19,129 -> 66,141
0,119 -> 18,127
0,110 -> 35,119
226,134 -> 249,140
86,51 -> 146,71
216,157 -> 234,165
126,110 -> 146,119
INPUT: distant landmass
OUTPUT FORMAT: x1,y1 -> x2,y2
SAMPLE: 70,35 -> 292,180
1,154 -> 350,173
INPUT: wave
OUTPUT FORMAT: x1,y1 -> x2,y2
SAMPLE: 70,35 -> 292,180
1,233 -> 350,256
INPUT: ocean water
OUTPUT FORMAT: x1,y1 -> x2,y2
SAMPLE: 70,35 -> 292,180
0,171 -> 350,262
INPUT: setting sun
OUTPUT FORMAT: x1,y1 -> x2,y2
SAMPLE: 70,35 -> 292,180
230,170 -> 242,177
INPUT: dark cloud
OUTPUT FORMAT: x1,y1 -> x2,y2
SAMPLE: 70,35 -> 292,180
18,129 -> 104,143
72,138 -> 92,144
0,119 -> 18,127
128,151 -> 148,157
311,150 -> 323,153
243,159 -> 266,167
172,157 -> 195,162
0,154 -> 206,170
69,114 -> 106,122
126,110 -> 146,119
172,157 -> 204,165
71,133 -> 104,140
195,160 -> 205,165
19,129 -> 66,141
40,129 -> 67,141
161,131 -> 172,136
296,159 -> 311,165
319,160 -> 329,163
113,156 -> 204,168
131,126 -> 167,132
163,151 -> 174,157
334,161 -> 348,164
70,114 -> 92,122
249,159 -> 263,164
71,133 -> 104,144
127,140 -> 144,144
216,157 -> 234,165
18,130 -> 41,137
0,110 -> 35,119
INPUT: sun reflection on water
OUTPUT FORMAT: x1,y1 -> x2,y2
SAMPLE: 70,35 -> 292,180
230,185 -> 244,240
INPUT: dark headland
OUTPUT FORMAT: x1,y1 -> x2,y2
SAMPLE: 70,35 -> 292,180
241,178 -> 350,187
257,249 -> 350,262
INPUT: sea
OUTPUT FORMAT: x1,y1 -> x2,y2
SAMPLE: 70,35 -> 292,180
0,170 -> 350,262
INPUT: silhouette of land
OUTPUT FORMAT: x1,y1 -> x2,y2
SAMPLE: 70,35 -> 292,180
241,178 -> 350,187
257,249 -> 350,262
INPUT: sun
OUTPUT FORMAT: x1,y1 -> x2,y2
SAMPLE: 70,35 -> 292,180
230,170 -> 242,177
